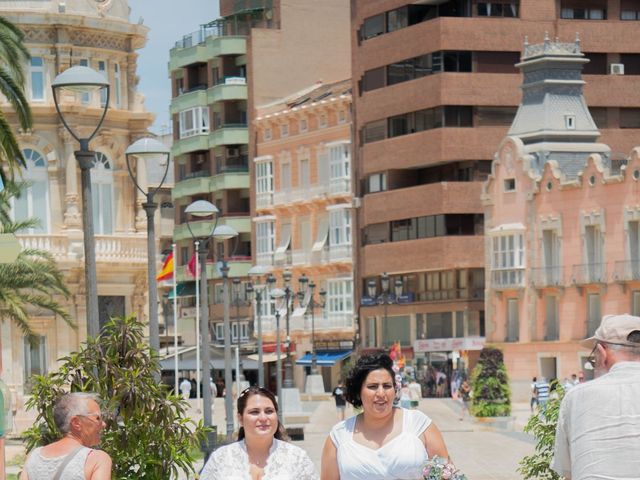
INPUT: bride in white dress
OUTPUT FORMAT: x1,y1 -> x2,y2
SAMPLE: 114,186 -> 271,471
200,386 -> 317,480
321,353 -> 450,480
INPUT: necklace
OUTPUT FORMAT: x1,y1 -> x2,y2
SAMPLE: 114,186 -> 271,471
249,455 -> 268,468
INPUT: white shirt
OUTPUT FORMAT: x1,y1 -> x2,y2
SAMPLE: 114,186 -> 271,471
330,408 -> 431,480
552,362 -> 640,479
199,438 -> 317,480
24,446 -> 92,480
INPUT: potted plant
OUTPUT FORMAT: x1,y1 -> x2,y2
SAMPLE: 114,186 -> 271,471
470,347 -> 512,429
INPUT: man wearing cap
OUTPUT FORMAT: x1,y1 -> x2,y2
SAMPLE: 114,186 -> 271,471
551,314 -> 640,479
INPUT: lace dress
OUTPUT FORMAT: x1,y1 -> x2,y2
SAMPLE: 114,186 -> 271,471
330,408 -> 431,480
24,446 -> 92,479
199,438 -> 318,480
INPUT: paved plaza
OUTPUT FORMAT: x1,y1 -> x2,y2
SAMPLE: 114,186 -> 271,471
6,397 -> 535,479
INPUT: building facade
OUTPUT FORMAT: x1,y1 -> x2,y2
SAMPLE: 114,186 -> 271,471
351,0 -> 640,383
0,0 -> 154,406
484,37 -> 640,399
169,0 -> 351,384
254,80 -> 355,392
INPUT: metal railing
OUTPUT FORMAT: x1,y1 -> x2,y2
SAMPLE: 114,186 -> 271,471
491,269 -> 525,289
531,266 -> 563,287
256,192 -> 273,209
572,263 -> 607,285
613,260 -> 640,282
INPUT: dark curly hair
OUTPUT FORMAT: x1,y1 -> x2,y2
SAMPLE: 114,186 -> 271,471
237,386 -> 288,441
344,353 -> 396,408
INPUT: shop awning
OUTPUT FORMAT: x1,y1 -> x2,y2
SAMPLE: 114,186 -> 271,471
296,350 -> 352,366
246,353 -> 280,363
165,282 -> 196,300
159,346 -> 259,371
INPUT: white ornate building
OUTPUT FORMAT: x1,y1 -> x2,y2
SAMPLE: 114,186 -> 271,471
0,0 -> 154,409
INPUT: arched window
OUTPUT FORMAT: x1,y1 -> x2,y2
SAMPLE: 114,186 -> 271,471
12,148 -> 50,233
91,152 -> 114,234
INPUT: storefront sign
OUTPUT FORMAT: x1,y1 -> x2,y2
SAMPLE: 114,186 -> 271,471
413,337 -> 486,353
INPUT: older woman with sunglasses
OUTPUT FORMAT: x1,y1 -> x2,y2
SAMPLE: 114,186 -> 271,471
200,386 -> 317,480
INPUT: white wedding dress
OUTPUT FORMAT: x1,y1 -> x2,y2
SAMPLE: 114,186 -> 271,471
199,438 -> 318,480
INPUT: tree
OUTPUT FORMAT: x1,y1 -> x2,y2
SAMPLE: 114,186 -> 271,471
0,15 -> 33,183
518,382 -> 565,480
470,346 -> 511,417
23,315 -> 207,479
0,181 -> 72,338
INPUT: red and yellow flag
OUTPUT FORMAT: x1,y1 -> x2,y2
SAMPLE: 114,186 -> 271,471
157,252 -> 174,281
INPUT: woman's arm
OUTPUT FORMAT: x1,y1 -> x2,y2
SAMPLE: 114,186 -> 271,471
320,436 -> 340,480
423,423 -> 449,460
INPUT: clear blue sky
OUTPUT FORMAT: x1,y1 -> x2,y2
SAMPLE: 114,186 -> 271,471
128,0 -> 220,134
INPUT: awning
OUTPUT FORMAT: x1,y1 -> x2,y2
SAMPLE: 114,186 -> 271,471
296,350 -> 352,366
165,282 -> 196,300
246,353 -> 279,363
312,216 -> 329,252
274,224 -> 291,255
159,346 -> 259,371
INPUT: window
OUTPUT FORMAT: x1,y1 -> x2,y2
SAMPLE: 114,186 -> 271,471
545,295 -> 559,340
491,233 -> 525,287
299,118 -> 308,132
362,119 -> 387,144
387,6 -> 408,32
280,123 -> 289,137
365,317 -> 377,348
542,229 -> 561,284
632,291 -> 640,316
338,110 -> 347,124
561,7 -> 606,20
504,178 -> 516,191
584,225 -> 604,281
319,114 -> 328,128
280,161 -> 291,191
477,2 -> 519,17
215,323 -> 224,341
79,59 -> 90,104
264,128 -> 272,141
24,335 -> 47,393
326,279 -> 353,315
114,63 -> 121,108
12,149 -> 50,233
98,60 -> 107,107
621,10 -> 640,20
361,14 -> 385,40
620,108 -> 640,129
506,298 -> 519,341
179,107 -> 210,138
299,158 -> 310,188
367,173 -> 387,193
256,221 -> 275,255
426,312 -> 453,339
629,220 -> 640,278
330,209 -> 352,246
231,322 -> 249,342
587,293 -> 601,337
91,152 -> 114,235
255,160 -> 273,194
382,315 -> 411,346
29,57 -> 45,101
329,143 -> 350,193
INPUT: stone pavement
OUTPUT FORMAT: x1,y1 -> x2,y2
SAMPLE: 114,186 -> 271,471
6,397 -> 537,479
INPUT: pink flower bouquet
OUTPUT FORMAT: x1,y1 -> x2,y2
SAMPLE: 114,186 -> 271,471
422,456 -> 467,480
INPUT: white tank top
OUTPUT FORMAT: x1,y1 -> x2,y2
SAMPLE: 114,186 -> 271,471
24,446 -> 92,480
329,408 -> 431,480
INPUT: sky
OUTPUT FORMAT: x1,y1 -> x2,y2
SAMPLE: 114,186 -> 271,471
128,0 -> 220,134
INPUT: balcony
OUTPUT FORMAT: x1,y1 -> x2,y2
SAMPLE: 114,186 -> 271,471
256,252 -> 274,266
572,263 -> 607,285
173,216 -> 251,242
491,268 -> 525,290
274,250 -> 292,267
170,35 -> 246,71
273,184 -> 328,205
613,260 -> 640,282
172,174 -> 211,200
210,125 -> 248,147
329,244 -> 352,262
172,134 -> 210,158
170,88 -> 208,115
291,249 -> 311,266
175,258 -> 252,282
329,177 -> 351,196
531,266 -> 564,287
217,155 -> 248,173
208,81 -> 247,103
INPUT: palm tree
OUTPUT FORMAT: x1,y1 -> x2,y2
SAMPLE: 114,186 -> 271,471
0,181 -> 73,338
0,15 -> 33,183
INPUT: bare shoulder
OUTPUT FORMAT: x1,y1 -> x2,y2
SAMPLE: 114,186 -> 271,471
85,449 -> 112,480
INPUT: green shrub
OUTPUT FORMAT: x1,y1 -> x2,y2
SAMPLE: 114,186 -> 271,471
22,315 -> 206,479
470,346 -> 511,417
518,382 -> 565,480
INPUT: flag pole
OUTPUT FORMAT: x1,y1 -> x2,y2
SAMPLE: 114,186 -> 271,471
172,243 -> 179,396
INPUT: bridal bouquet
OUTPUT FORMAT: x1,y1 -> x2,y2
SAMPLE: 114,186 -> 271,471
422,456 -> 467,480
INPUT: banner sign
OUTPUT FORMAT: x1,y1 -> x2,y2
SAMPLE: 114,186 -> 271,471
413,336 -> 486,353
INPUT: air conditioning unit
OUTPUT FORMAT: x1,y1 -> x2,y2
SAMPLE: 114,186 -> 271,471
227,147 -> 240,157
610,63 -> 625,75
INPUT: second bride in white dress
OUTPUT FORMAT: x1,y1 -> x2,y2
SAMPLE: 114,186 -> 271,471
200,386 -> 317,480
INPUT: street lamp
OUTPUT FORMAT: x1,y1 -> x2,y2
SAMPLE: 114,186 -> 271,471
125,137 -> 171,353
270,285 -> 285,424
367,272 -> 404,330
231,277 -> 251,390
297,274 -> 326,375
52,65 -> 109,338
273,270 -> 296,388
185,200 -> 238,449
246,265 -> 271,388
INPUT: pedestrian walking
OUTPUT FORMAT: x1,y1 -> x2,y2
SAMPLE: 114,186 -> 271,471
179,377 -> 192,401
21,392 -> 112,479
200,386 -> 317,479
551,314 -> 640,478
534,376 -> 550,411
332,381 -> 347,421
458,380 -> 472,421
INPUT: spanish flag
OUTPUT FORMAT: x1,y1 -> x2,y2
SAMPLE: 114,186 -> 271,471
157,252 -> 174,281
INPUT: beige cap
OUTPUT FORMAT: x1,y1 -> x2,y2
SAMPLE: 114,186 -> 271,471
580,314 -> 640,349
